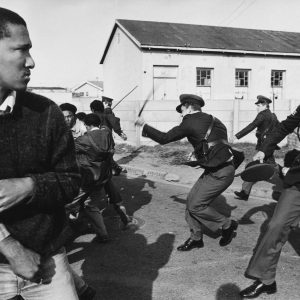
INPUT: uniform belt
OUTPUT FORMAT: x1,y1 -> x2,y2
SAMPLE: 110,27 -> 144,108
207,139 -> 228,148
205,160 -> 234,173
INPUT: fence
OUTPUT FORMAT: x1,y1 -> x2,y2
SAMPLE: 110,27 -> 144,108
66,97 -> 300,147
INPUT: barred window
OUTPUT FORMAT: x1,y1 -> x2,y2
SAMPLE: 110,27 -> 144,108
271,70 -> 284,87
196,68 -> 212,86
235,69 -> 249,87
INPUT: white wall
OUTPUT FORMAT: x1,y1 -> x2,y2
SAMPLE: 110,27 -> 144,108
75,84 -> 103,98
141,51 -> 300,102
31,90 -> 72,104
103,27 -> 142,102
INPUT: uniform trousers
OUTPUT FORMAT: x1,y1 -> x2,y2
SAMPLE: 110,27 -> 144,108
185,164 -> 235,240
246,186 -> 300,281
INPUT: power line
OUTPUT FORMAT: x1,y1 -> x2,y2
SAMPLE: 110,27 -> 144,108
218,0 -> 248,26
224,0 -> 258,26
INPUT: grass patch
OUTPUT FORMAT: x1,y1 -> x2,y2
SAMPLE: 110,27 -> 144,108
115,141 -> 287,165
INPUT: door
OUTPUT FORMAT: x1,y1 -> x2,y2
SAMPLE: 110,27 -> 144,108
153,66 -> 178,100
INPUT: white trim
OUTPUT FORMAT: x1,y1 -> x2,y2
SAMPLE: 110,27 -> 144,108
140,45 -> 300,57
116,20 -> 142,48
72,81 -> 103,92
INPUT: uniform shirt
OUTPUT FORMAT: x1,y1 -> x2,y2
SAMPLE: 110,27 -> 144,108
142,111 -> 232,168
235,109 -> 278,150
262,106 -> 300,189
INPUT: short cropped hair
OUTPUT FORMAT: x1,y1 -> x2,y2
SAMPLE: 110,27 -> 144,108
183,101 -> 202,112
76,112 -> 86,121
0,7 -> 27,40
84,113 -> 101,127
90,100 -> 104,113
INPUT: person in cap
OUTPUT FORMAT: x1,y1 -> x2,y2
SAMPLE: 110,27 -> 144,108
60,103 -> 86,139
102,96 -> 114,115
135,94 -> 238,251
239,105 -> 300,298
234,95 -> 279,200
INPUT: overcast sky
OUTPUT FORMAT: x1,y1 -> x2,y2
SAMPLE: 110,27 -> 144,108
1,0 -> 300,88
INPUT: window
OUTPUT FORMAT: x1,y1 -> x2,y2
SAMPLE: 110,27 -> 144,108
271,70 -> 284,87
196,68 -> 212,86
235,69 -> 249,87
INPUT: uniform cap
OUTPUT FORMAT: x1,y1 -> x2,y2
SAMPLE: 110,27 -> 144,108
102,96 -> 113,103
255,95 -> 272,105
176,94 -> 205,113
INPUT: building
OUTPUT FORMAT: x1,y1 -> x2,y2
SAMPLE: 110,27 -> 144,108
100,19 -> 300,145
28,86 -> 72,104
72,80 -> 104,98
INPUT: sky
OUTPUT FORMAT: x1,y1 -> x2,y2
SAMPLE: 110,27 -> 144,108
1,0 -> 300,88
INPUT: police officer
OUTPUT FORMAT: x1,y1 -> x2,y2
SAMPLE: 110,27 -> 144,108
240,106 -> 300,298
234,95 -> 279,200
102,96 -> 114,115
135,94 -> 238,251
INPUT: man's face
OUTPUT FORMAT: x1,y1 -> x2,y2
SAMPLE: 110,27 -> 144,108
63,110 -> 75,128
181,104 -> 191,117
0,23 -> 35,94
103,101 -> 110,109
256,103 -> 267,112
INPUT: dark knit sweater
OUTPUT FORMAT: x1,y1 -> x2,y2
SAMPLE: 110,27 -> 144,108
0,91 -> 81,263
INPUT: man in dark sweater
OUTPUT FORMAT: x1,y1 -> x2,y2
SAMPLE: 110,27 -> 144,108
0,7 -> 81,299
135,94 -> 238,251
75,113 -> 131,242
240,106 -> 300,298
90,99 -> 127,175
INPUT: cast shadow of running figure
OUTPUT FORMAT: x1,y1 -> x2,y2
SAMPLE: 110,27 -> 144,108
171,194 -> 237,239
104,175 -> 156,219
68,175 -> 174,300
239,202 -> 300,256
68,232 -> 175,300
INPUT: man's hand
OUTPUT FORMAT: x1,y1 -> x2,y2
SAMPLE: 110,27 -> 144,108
0,177 -> 35,213
253,151 -> 265,163
120,132 -> 127,141
0,236 -> 41,281
282,167 -> 290,176
135,117 -> 145,127
187,152 -> 197,161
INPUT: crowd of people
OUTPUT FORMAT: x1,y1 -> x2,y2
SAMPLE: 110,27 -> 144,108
1,6 -> 300,300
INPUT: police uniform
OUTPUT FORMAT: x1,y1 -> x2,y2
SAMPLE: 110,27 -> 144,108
234,95 -> 279,200
240,105 -> 300,298
102,96 -> 114,115
142,94 -> 238,250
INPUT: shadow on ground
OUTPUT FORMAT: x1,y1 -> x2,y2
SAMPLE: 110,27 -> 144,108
215,283 -> 242,300
239,202 -> 300,256
171,194 -> 237,239
68,175 -> 175,300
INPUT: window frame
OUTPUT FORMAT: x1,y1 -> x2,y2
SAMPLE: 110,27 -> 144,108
271,70 -> 285,88
196,68 -> 213,87
235,69 -> 250,87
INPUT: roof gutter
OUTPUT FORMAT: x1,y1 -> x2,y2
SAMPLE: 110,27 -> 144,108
140,45 -> 300,57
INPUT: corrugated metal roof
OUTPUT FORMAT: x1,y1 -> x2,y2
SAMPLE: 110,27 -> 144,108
100,19 -> 300,64
116,19 -> 300,53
